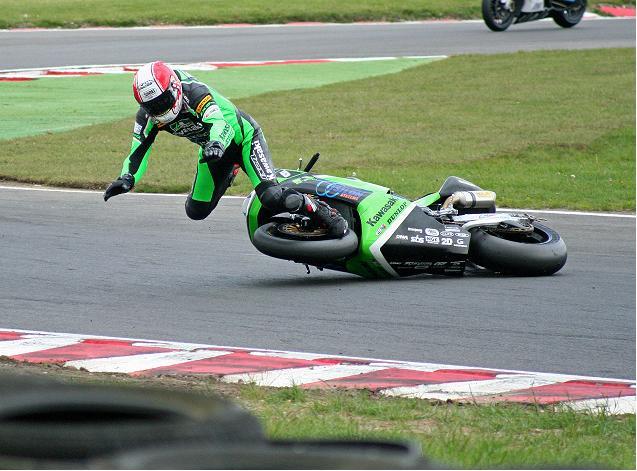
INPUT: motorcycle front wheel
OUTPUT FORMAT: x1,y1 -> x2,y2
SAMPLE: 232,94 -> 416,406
551,0 -> 587,27
468,223 -> 567,276
252,222 -> 358,263
482,0 -> 516,31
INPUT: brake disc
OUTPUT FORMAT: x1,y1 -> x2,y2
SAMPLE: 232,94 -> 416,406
490,221 -> 534,235
276,223 -> 328,240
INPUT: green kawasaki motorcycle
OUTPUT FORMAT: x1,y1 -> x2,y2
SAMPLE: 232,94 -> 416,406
242,155 -> 567,279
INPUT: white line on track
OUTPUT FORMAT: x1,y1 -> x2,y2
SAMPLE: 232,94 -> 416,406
1,185 -> 633,219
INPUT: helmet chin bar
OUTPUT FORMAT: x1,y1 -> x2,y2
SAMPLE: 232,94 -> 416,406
152,108 -> 179,124
151,94 -> 183,124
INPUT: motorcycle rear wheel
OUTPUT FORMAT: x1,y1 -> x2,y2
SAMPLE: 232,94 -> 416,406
252,222 -> 358,263
482,0 -> 515,31
551,0 -> 586,27
468,222 -> 567,276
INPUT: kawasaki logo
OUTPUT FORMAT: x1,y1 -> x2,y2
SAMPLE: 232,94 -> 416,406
366,197 -> 398,227
386,201 -> 408,225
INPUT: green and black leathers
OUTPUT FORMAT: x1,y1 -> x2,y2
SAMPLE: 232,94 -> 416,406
116,70 -> 277,218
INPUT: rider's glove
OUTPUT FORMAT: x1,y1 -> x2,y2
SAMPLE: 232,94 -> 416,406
104,173 -> 135,202
199,141 -> 225,164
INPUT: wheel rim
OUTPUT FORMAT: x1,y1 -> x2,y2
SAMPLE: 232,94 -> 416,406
485,225 -> 552,244
490,0 -> 514,25
561,1 -> 586,21
275,223 -> 329,240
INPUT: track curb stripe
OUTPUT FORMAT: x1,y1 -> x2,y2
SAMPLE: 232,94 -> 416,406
0,56 -> 445,81
0,328 -> 634,414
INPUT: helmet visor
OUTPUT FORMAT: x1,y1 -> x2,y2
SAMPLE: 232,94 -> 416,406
141,88 -> 176,116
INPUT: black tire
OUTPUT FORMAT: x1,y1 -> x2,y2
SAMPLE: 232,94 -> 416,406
468,222 -> 567,276
0,376 -> 263,462
253,222 -> 358,263
551,0 -> 586,27
97,440 -> 433,470
482,0 -> 515,31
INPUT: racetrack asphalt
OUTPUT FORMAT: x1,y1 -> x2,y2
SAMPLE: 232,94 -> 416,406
0,188 -> 634,380
0,18 -> 634,69
1,19 -> 634,381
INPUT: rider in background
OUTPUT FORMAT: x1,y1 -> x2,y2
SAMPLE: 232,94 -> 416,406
104,61 -> 347,237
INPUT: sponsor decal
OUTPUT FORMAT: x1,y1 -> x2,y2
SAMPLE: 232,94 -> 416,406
410,235 -> 424,244
142,87 -> 159,99
441,231 -> 455,237
386,201 -> 408,226
390,261 -> 433,269
169,119 -> 204,136
279,170 -> 291,178
138,79 -> 153,89
219,123 -> 232,142
455,238 -> 466,245
395,234 -> 408,241
195,95 -> 212,114
250,140 -> 275,180
366,197 -> 398,227
441,237 -> 453,246
315,181 -> 369,202
202,104 -> 221,120
444,226 -> 460,232
133,123 -> 143,135
457,232 -> 470,238
375,224 -> 387,236
425,236 -> 440,244
425,228 -> 439,236
407,227 -> 422,233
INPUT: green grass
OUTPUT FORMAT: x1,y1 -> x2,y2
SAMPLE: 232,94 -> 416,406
0,0 -> 633,28
0,58 -> 434,140
1,48 -> 633,211
241,388 -> 636,469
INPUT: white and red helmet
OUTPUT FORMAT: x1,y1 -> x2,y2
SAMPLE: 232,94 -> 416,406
133,61 -> 183,124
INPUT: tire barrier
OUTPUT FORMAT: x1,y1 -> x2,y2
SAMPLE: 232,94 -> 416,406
0,372 -> 434,469
0,372 -> 262,468
94,440 -> 434,470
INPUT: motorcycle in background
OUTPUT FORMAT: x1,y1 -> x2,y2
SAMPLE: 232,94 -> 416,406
482,0 -> 587,31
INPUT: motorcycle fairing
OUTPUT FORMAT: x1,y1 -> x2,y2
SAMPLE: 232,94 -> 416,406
275,170 -> 376,207
373,206 -> 470,277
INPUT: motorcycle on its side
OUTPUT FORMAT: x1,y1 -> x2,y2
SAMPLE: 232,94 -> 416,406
242,154 -> 568,279
482,0 -> 587,31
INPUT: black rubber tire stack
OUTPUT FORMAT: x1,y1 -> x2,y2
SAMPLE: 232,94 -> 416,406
0,373 -> 262,468
0,372 -> 436,469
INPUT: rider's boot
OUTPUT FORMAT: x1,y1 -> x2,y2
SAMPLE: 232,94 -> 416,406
283,191 -> 348,238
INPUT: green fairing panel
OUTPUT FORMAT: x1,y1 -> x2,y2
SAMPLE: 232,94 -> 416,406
246,193 -> 262,240
313,175 -> 391,194
414,192 -> 441,208
346,192 -> 411,278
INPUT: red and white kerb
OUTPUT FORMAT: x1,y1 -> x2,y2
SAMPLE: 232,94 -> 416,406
132,61 -> 183,124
